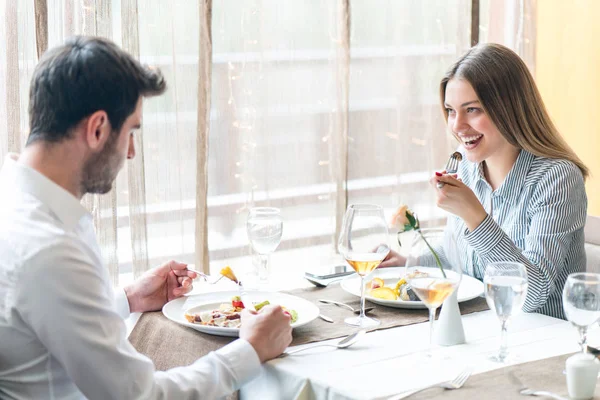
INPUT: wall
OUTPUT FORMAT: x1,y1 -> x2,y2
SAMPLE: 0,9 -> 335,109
536,0 -> 600,215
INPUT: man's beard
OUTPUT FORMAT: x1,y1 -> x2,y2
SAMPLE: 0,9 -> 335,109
81,132 -> 124,195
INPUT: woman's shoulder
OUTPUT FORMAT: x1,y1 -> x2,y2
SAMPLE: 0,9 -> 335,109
527,154 -> 584,184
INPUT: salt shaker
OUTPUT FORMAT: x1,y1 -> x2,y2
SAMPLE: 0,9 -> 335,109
566,353 -> 600,400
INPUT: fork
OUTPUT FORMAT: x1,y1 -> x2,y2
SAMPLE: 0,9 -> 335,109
436,151 -> 463,188
194,271 -> 225,284
384,367 -> 472,400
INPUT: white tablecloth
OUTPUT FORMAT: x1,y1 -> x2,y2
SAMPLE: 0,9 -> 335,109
240,310 -> 593,400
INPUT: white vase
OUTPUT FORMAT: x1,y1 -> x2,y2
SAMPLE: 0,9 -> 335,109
435,289 -> 466,346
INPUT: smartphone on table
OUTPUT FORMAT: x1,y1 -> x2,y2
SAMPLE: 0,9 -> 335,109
304,264 -> 354,280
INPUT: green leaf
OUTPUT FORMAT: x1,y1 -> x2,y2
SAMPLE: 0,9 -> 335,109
289,309 -> 298,323
406,211 -> 417,229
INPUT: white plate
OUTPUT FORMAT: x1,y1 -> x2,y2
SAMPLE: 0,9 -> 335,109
340,267 -> 484,309
162,290 -> 320,337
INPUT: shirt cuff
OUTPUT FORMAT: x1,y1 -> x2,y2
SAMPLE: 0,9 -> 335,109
463,214 -> 505,254
215,338 -> 261,387
114,288 -> 131,319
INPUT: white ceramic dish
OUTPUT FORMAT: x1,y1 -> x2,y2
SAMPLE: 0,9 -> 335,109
340,267 -> 484,309
162,290 -> 320,337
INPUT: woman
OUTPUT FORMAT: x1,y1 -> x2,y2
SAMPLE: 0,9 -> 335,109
381,43 -> 588,320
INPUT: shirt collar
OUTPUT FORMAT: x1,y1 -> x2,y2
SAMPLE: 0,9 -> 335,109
1,153 -> 89,229
475,149 -> 534,205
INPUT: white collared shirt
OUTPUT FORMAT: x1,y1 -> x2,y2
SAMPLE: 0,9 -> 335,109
0,155 -> 260,399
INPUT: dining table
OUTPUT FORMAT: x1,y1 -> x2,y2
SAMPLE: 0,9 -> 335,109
126,281 -> 600,400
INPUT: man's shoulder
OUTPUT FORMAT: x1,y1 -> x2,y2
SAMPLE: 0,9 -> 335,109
0,194 -> 92,276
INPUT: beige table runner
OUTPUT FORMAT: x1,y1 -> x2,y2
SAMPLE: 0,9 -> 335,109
408,353 -> 600,400
129,284 -> 488,371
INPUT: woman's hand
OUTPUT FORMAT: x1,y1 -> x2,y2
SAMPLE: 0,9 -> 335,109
379,249 -> 406,268
431,172 -> 487,232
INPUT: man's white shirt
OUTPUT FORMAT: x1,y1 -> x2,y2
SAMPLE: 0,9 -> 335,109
0,155 -> 261,399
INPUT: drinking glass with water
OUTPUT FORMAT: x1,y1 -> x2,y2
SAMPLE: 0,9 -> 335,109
484,262 -> 528,362
246,207 -> 283,287
563,272 -> 600,353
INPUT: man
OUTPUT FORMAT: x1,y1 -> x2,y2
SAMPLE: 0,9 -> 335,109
0,36 -> 292,399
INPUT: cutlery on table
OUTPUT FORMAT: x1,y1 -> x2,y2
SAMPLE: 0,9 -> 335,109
518,389 -> 568,400
436,151 -> 462,188
318,299 -> 375,314
279,330 -> 366,357
508,371 -> 568,400
318,314 -> 334,323
383,367 -> 472,400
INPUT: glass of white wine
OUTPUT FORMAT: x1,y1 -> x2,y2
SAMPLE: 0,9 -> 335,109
563,272 -> 600,353
338,204 -> 390,328
246,207 -> 283,287
405,228 -> 462,357
484,262 -> 528,363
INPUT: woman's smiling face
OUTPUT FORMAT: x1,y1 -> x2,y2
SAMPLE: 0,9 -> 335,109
444,78 -> 512,164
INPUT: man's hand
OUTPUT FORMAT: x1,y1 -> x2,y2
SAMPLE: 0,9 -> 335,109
124,260 -> 198,313
240,305 -> 292,363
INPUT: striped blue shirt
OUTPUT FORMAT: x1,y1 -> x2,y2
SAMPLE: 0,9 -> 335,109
447,149 -> 587,320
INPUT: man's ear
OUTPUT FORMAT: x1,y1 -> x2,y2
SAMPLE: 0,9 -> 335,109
84,110 -> 111,152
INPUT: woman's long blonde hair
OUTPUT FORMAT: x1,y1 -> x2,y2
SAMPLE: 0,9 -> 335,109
439,43 -> 589,180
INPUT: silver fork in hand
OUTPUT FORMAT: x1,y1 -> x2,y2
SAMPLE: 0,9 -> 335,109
384,367 -> 472,400
436,151 -> 463,188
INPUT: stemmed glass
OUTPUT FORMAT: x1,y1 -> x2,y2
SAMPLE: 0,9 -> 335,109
246,207 -> 283,287
404,228 -> 462,357
484,262 -> 528,362
563,272 -> 600,353
338,204 -> 390,328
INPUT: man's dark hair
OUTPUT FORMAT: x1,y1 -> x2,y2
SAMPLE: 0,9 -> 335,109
27,36 -> 166,145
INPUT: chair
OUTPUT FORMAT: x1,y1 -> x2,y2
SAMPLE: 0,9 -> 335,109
585,215 -> 600,274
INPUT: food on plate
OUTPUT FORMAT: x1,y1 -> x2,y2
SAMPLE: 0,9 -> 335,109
370,287 -> 397,300
366,270 -> 429,301
369,277 -> 385,290
184,296 -> 298,328
219,266 -> 239,283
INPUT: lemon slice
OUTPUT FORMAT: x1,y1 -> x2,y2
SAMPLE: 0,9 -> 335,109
220,266 -> 239,283
370,287 -> 398,300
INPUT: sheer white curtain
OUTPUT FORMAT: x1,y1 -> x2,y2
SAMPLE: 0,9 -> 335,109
480,0 -> 537,70
0,0 -> 533,288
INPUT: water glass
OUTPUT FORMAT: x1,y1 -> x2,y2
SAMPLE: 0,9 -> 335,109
484,262 -> 528,362
246,207 -> 283,287
563,272 -> 600,353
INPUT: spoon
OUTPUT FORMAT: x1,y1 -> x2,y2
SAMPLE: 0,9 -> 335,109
318,299 -> 375,314
280,330 -> 366,357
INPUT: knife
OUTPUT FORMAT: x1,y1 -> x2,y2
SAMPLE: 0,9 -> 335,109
238,282 -> 256,312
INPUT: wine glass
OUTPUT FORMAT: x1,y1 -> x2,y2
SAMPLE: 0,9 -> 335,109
246,207 -> 283,287
563,272 -> 600,353
404,228 -> 462,357
338,204 -> 390,328
484,262 -> 528,363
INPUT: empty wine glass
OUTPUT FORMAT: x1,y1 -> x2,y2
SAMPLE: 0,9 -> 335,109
338,204 -> 389,328
484,262 -> 528,363
563,272 -> 600,353
246,207 -> 283,287
405,228 -> 462,357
